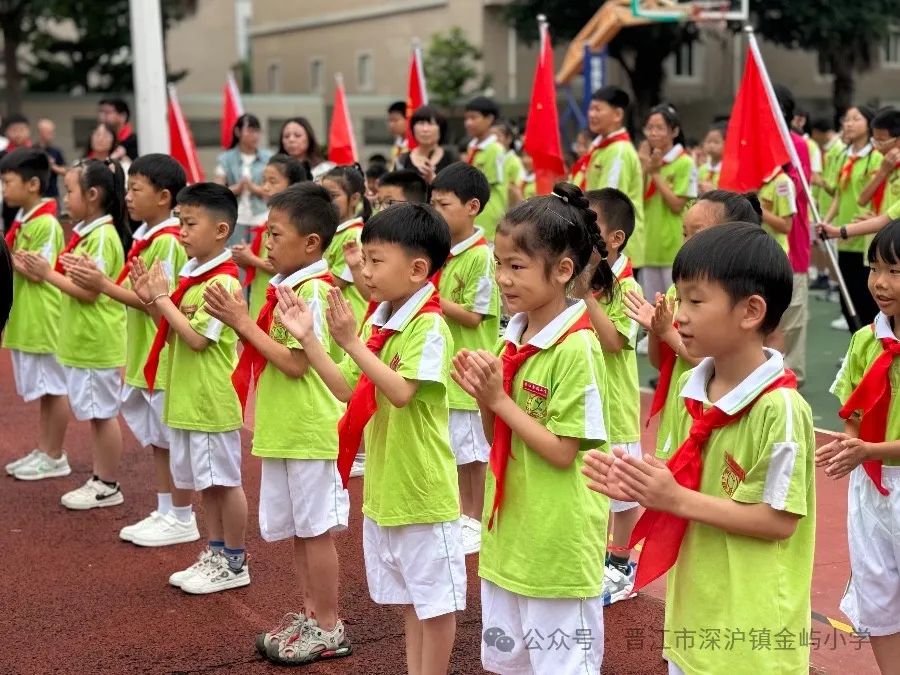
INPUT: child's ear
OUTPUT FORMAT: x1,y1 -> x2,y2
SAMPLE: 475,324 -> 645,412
157,189 -> 171,209
610,229 -> 626,252
554,255 -> 575,286
304,232 -> 321,253
739,294 -> 767,332
86,186 -> 100,204
26,176 -> 41,194
409,255 -> 430,283
215,221 -> 231,241
348,191 -> 362,212
466,198 -> 481,218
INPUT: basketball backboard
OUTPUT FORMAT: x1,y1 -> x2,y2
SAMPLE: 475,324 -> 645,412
631,0 -> 749,22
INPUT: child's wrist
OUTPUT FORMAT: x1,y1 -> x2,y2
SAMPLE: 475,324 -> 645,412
144,291 -> 169,306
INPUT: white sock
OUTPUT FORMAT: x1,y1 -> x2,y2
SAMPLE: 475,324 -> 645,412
171,505 -> 193,523
156,492 -> 173,515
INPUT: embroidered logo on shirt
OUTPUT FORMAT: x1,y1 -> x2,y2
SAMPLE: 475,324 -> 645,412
523,381 -> 548,421
451,274 -> 466,304
389,353 -> 401,371
721,452 -> 746,497
271,312 -> 290,345
181,304 -> 198,320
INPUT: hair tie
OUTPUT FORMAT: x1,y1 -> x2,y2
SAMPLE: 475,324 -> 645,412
551,191 -> 569,204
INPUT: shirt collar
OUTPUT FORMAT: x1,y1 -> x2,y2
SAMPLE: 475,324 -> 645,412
705,159 -> 721,172
824,135 -> 841,151
180,249 -> 232,278
469,134 -> 498,151
74,214 -> 113,237
503,299 -> 586,349
849,142 -> 873,159
135,216 -> 180,241
19,199 -> 53,222
662,143 -> 684,163
370,282 -> 436,332
610,254 -> 630,278
680,348 -> 786,415
522,171 -> 535,182
270,258 -> 328,288
336,217 -> 364,233
592,128 -> 627,147
449,227 -> 486,256
874,312 -> 898,341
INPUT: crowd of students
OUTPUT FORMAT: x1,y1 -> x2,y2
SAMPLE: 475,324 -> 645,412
0,83 -> 899,675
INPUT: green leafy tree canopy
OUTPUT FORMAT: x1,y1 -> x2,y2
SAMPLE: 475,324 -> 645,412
424,27 -> 492,109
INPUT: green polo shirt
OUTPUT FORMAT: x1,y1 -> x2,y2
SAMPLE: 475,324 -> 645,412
643,145 -> 697,267
468,135 -> 507,241
324,217 -> 367,326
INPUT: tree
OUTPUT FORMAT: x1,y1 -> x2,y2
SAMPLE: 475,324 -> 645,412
754,0 -> 900,120
0,0 -> 52,115
424,27 -> 492,109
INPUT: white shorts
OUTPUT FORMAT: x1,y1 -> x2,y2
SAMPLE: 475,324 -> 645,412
449,409 -> 490,465
481,579 -> 604,675
10,350 -> 66,402
610,441 -> 642,513
169,428 -> 242,491
119,384 -> 170,449
362,516 -> 467,620
840,465 -> 900,636
63,365 -> 121,421
259,458 -> 350,542
667,661 -> 685,675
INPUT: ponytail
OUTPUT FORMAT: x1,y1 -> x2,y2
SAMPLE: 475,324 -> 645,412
323,163 -> 372,222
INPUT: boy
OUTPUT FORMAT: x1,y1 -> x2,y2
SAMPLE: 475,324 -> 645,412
429,163 -> 499,555
1,115 -> 33,230
584,222 -> 815,675
575,86 -> 646,269
0,148 -> 69,480
202,183 -> 351,664
277,203 -> 465,675
759,165 -> 796,253
387,101 -> 408,166
376,169 -> 428,209
132,183 -> 249,594
582,188 -> 643,605
863,108 -> 900,217
463,96 -> 507,241
66,154 -> 197,545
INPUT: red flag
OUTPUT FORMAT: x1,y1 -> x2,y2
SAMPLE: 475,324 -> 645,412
328,74 -> 358,165
405,42 -> 428,151
718,45 -> 791,191
168,85 -> 205,184
220,72 -> 244,150
523,19 -> 565,195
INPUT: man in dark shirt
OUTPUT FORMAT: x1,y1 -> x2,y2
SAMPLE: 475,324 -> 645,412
35,119 -> 66,202
98,97 -> 139,160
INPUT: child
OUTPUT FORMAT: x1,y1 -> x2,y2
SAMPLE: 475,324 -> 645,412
463,96 -> 507,241
585,222 -> 815,675
202,183 -> 351,663
519,153 -> 536,200
131,182 -> 249,594
640,103 -> 698,304
387,101 -> 409,167
320,165 -> 371,326
65,154 -> 197,545
822,220 -> 900,674
452,183 -> 611,674
365,161 -> 388,200
429,162 -> 499,555
581,188 -> 642,606
697,121 -> 725,193
20,158 -> 128,508
375,169 -> 428,209
0,148 -> 69,480
759,164 -> 797,253
232,154 -> 308,318
277,203 -> 465,675
810,116 -> 846,291
491,121 -> 524,208
574,86 -> 645,271
861,108 -> 900,219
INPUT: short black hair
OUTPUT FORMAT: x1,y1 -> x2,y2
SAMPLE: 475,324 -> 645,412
99,97 -> 130,121
586,188 -> 635,248
2,113 -> 29,131
366,162 -> 388,181
672,222 -> 792,334
0,147 -> 50,193
267,153 -> 310,185
268,182 -> 339,250
773,85 -> 795,124
707,120 -> 727,139
431,162 -> 490,214
465,96 -> 500,121
128,154 -> 187,210
378,170 -> 428,204
872,108 -> 900,137
810,116 -> 834,133
591,85 -> 630,111
867,219 -> 900,266
409,105 -> 448,144
697,189 -> 762,225
176,182 -> 238,235
368,153 -> 388,165
388,101 -> 407,116
360,203 -> 450,275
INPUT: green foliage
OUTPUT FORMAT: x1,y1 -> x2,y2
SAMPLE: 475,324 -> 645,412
503,0 -> 601,43
424,27 -> 492,109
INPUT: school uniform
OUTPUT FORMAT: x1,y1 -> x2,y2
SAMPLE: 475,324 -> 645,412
466,135 -> 507,241
324,217 -> 367,326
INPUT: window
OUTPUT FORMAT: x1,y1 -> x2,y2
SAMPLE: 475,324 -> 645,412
666,41 -> 703,83
884,28 -> 900,67
267,61 -> 282,93
357,52 -> 374,91
310,57 -> 324,94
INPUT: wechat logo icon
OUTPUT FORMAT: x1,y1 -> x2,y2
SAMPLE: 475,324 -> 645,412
483,626 -> 515,653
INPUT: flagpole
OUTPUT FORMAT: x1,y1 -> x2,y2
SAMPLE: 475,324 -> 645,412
744,26 -> 859,328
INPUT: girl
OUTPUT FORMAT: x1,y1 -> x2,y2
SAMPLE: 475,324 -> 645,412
451,182 -> 612,674
232,154 -> 309,317
394,105 -> 457,183
20,158 -> 129,510
640,104 -> 698,304
277,117 -> 330,180
491,121 -> 525,208
824,104 -> 883,330
83,123 -> 119,162
819,220 -> 900,675
698,121 -> 725,192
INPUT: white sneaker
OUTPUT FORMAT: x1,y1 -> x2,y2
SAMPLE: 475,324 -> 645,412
830,316 -> 849,331
5,449 -> 41,476
349,453 -> 365,478
269,618 -> 349,665
120,511 -> 164,542
256,611 -> 308,656
132,512 -> 200,547
636,335 -> 649,355
601,561 -> 637,607
461,517 -> 482,555
13,452 -> 71,480
169,547 -> 217,588
60,477 -> 124,510
181,553 -> 250,594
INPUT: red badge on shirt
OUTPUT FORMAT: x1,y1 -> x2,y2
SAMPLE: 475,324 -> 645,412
721,453 -> 746,497
522,381 -> 548,398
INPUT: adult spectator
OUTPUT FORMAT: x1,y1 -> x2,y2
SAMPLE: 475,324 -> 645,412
83,123 -> 119,162
35,119 -> 66,202
277,117 -> 330,179
0,114 -> 32,230
393,105 -> 458,184
98,97 -> 138,160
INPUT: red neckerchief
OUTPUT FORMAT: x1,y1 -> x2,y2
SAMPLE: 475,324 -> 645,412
647,340 -> 678,427
488,310 -> 594,529
465,144 -> 479,164
838,325 -> 900,496
115,224 -> 182,285
243,221 -> 267,289
117,123 -> 134,143
871,165 -> 898,213
839,147 -> 870,191
231,270 -> 335,412
336,291 -> 443,487
4,200 -> 58,248
630,370 -> 798,592
431,236 -> 489,290
143,259 -> 240,391
573,130 -> 632,190
616,258 -> 634,280
5,141 -> 32,152
644,147 -> 687,200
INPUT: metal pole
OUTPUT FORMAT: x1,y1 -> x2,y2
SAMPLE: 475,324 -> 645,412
129,0 -> 168,154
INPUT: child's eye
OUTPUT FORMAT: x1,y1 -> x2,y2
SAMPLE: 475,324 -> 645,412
511,264 -> 523,271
